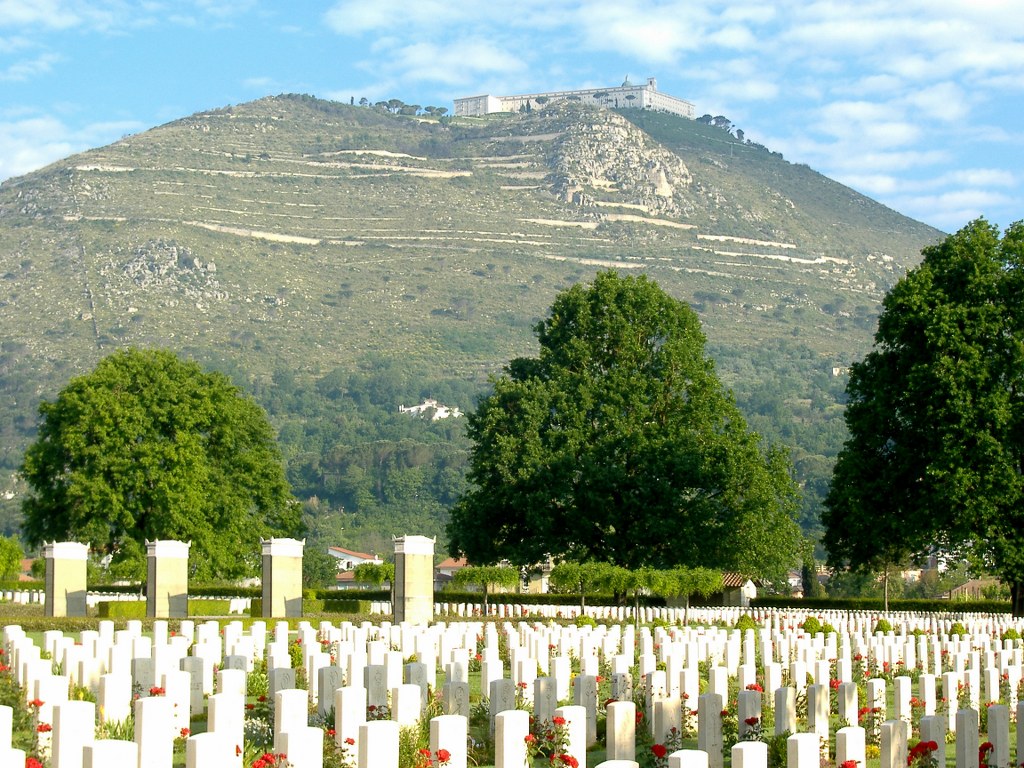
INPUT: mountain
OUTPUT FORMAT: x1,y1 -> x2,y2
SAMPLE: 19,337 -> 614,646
0,94 -> 944,551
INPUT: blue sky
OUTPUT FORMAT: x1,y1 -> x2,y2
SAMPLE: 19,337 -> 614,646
2,0 -> 1022,233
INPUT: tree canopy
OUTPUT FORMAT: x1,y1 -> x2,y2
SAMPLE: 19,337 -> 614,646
20,348 -> 299,580
823,220 -> 1024,615
447,271 -> 801,580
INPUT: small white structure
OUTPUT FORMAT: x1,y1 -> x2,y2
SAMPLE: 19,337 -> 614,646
328,546 -> 383,572
399,399 -> 463,420
454,76 -> 694,119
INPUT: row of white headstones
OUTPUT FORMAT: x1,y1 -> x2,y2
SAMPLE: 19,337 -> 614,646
1,605 -> 1023,768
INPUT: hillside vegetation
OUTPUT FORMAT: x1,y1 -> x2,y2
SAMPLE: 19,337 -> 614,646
0,94 -> 944,556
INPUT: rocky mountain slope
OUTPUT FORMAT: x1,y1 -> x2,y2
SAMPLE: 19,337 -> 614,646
0,94 -> 944,538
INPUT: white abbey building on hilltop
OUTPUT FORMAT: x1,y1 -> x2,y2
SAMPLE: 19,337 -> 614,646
454,77 -> 694,119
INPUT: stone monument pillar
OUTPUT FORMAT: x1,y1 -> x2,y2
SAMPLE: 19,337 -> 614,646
43,541 -> 88,618
393,535 -> 434,625
261,538 -> 304,618
146,539 -> 191,618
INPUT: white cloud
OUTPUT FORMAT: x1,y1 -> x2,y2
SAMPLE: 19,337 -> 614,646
895,188 -> 1015,232
324,0 -> 466,36
390,40 -> 525,85
0,0 -> 80,29
575,1 -> 708,63
0,112 -> 142,181
707,24 -> 758,50
0,51 -> 59,80
903,82 -> 969,123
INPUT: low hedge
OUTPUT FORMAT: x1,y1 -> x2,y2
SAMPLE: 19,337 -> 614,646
433,590 -> 669,607
752,596 -> 1013,614
97,598 -> 236,619
97,601 -> 146,619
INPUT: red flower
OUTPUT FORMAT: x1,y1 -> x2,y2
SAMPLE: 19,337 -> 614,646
149,686 -> 165,696
29,699 -> 44,708
326,728 -> 336,738
552,716 -> 566,726
436,748 -> 451,763
524,734 -> 536,744
745,717 -> 760,726
345,737 -> 355,746
246,703 -> 256,710
652,744 -> 668,759
745,683 -> 763,692
180,728 -> 191,739
26,759 -> 44,768
36,724 -> 52,733
558,755 -> 579,768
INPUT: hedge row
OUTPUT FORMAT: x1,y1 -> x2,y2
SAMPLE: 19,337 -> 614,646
97,599 -> 235,619
751,596 -> 1013,614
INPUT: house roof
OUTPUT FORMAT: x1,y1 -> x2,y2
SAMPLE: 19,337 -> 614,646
436,557 -> 468,570
328,546 -> 378,560
721,572 -> 759,588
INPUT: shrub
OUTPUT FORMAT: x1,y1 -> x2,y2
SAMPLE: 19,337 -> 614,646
1001,628 -> 1020,642
801,616 -> 822,635
873,618 -> 893,634
735,614 -> 758,632
575,615 -> 597,628
949,622 -> 967,637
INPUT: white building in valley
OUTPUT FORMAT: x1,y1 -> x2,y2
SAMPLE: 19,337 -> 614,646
454,77 -> 694,119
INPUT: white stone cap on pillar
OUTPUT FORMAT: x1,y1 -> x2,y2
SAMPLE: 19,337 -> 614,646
261,538 -> 305,557
393,535 -> 435,555
42,541 -> 89,560
145,539 -> 191,558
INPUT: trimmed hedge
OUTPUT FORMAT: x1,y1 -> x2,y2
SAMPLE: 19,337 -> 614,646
96,598 -> 236,619
188,599 -> 233,617
434,590 -> 669,607
97,601 -> 146,619
752,596 -> 1013,613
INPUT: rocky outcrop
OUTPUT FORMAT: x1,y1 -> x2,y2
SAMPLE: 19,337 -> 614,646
547,107 -> 693,216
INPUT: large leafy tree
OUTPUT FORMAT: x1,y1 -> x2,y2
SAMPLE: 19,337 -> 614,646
21,348 -> 298,580
447,271 -> 801,580
824,220 -> 1024,615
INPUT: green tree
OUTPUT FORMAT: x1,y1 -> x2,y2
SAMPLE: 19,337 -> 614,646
0,535 -> 23,581
447,271 -> 801,579
549,561 -> 617,610
823,220 -> 1024,615
352,561 -> 395,587
450,564 -> 519,610
20,349 -> 298,580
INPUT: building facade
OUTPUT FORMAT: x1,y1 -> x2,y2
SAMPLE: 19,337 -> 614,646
454,77 -> 694,119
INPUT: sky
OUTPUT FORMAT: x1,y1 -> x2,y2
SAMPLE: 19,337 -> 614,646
1,1 -> 1022,234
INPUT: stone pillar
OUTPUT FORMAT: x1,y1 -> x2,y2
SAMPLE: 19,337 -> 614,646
146,540 -> 190,618
261,538 -> 304,618
44,541 -> 88,618
393,535 -> 434,625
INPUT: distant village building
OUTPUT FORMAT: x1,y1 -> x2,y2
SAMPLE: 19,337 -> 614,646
399,399 -> 463,420
454,77 -> 694,120
327,546 -> 382,571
